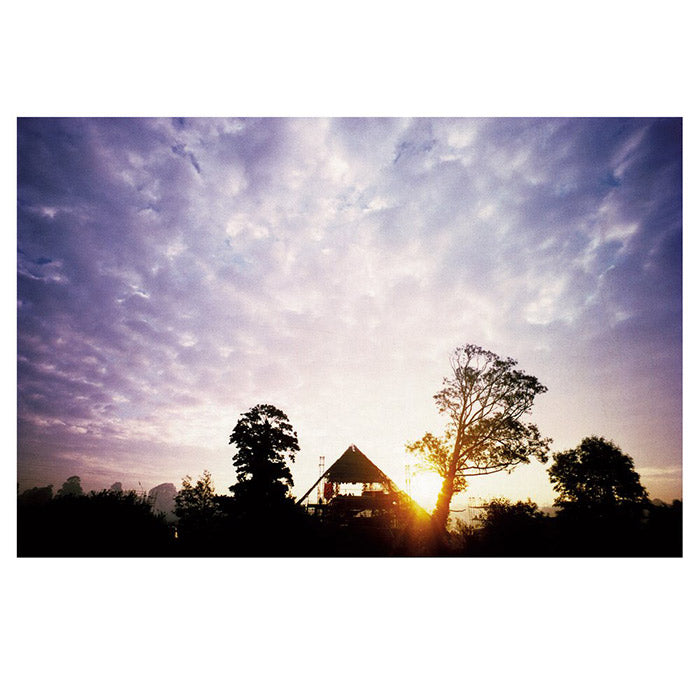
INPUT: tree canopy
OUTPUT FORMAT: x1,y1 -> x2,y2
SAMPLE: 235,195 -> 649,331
229,404 -> 299,506
57,475 -> 83,497
175,471 -> 220,525
463,497 -> 549,556
547,436 -> 648,513
408,344 -> 550,530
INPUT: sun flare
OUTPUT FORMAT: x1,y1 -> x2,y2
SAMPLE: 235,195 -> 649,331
406,470 -> 443,512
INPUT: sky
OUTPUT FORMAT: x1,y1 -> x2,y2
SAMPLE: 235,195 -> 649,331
17,117 -> 682,508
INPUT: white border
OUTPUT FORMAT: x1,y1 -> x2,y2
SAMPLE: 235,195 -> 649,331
4,2 -> 696,698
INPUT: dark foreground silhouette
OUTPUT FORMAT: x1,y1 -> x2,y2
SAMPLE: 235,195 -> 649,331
453,498 -> 682,557
18,488 -> 175,557
17,488 -> 681,557
17,411 -> 681,557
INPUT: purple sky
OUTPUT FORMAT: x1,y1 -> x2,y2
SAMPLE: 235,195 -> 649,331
17,117 -> 682,506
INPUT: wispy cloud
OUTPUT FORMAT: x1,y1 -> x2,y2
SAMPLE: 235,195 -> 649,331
17,117 -> 682,503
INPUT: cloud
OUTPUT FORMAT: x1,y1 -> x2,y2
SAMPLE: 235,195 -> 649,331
17,118 -> 682,503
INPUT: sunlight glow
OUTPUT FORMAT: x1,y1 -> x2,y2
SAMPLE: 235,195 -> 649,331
406,470 -> 443,512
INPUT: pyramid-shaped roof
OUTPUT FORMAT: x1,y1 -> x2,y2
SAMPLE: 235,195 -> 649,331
296,445 -> 432,524
324,444 -> 394,485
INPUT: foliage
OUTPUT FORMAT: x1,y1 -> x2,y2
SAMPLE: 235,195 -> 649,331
175,471 -> 221,527
643,500 -> 682,556
478,497 -> 544,526
16,481 -> 680,556
18,488 -> 173,556
57,475 -> 83,497
547,436 -> 648,513
18,485 -> 53,506
228,404 -> 299,506
408,344 -> 550,529
171,471 -> 224,552
455,498 -> 550,556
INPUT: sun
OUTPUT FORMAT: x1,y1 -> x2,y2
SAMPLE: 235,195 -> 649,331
406,470 -> 443,512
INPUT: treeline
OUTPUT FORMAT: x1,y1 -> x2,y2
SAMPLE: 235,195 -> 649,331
455,497 -> 682,557
17,399 -> 682,557
16,478 -> 433,557
18,485 -> 174,557
17,404 -> 437,557
16,480 -> 681,557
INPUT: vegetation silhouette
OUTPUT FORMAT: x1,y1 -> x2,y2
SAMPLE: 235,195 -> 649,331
221,404 -> 312,555
229,403 -> 299,504
16,455 -> 681,557
57,475 -> 83,497
456,498 -> 553,556
407,344 -> 550,531
173,471 -> 225,554
15,375 -> 682,557
548,436 -> 649,514
451,495 -> 681,557
542,436 -> 666,556
18,487 -> 174,556
18,484 -> 53,506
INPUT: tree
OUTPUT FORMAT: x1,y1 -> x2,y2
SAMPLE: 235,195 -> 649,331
407,344 -> 550,531
228,404 -> 299,506
174,471 -> 221,528
18,485 -> 53,506
477,497 -> 544,528
547,436 -> 648,514
461,498 -> 549,556
57,475 -> 83,497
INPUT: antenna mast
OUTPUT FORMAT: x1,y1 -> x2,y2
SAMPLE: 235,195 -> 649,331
316,456 -> 325,503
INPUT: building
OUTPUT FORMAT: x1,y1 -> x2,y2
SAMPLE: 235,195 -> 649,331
297,444 -> 433,552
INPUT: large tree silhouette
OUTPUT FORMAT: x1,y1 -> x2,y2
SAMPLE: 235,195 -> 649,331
408,344 -> 550,530
548,436 -> 648,513
229,404 -> 299,506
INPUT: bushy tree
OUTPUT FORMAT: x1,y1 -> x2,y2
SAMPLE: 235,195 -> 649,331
57,475 -> 83,497
461,497 -> 549,556
478,497 -> 544,527
174,471 -> 221,533
18,485 -> 53,506
229,404 -> 299,505
221,404 -> 307,554
547,436 -> 648,514
408,344 -> 550,530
